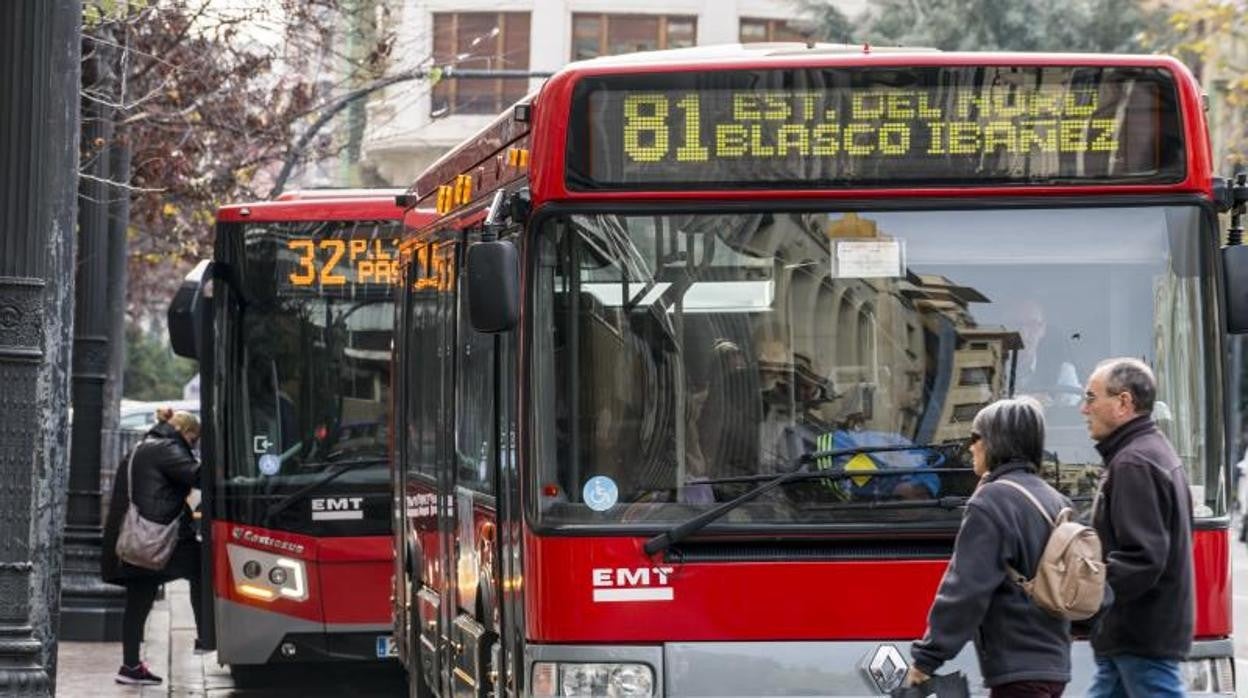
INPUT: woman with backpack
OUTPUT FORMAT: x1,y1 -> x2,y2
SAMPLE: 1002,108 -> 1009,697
905,397 -> 1074,698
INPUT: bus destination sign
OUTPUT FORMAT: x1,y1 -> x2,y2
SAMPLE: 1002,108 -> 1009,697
568,66 -> 1184,189
281,236 -> 400,293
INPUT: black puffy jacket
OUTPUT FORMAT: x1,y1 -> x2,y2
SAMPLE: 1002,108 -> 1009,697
101,421 -> 199,584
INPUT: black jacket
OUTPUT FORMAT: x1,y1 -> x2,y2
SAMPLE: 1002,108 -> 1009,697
1090,416 -> 1193,659
911,462 -> 1072,687
101,422 -> 199,584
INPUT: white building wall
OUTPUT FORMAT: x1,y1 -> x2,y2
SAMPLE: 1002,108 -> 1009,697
363,0 -> 864,186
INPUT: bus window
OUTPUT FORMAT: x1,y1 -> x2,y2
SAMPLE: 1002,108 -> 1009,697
531,206 -> 1215,526
456,250 -> 496,494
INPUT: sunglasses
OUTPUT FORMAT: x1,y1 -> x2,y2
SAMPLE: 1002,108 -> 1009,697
968,432 -> 982,445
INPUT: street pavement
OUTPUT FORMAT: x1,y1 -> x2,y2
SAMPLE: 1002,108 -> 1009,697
56,581 -> 405,696
54,534 -> 1248,697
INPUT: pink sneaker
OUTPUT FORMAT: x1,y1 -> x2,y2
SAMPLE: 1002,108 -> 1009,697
115,662 -> 163,685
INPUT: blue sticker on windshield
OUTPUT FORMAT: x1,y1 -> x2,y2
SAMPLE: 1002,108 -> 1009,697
258,454 -> 280,476
583,476 -> 618,512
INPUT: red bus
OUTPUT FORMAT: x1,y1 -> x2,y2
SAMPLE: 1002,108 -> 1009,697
391,47 -> 1244,696
169,192 -> 433,683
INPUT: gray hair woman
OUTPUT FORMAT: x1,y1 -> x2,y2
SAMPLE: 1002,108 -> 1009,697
906,397 -> 1074,698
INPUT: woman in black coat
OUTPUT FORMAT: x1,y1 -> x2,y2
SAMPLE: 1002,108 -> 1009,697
101,410 -> 203,686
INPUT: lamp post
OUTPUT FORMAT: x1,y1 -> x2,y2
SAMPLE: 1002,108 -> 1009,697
0,0 -> 80,693
59,27 -> 126,642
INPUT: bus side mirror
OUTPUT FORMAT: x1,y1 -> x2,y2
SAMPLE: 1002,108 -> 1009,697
168,260 -> 212,359
466,240 -> 519,333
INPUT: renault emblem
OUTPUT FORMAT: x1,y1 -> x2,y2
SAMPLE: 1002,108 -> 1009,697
866,644 -> 908,693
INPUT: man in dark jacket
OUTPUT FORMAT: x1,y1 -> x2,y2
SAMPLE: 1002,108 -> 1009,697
101,411 -> 204,686
1081,358 -> 1192,697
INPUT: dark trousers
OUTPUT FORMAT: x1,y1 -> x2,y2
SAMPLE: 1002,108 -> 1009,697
121,540 -> 203,666
989,681 -> 1065,698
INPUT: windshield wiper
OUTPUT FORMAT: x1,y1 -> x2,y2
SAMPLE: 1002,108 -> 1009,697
263,457 -> 388,523
643,443 -> 966,555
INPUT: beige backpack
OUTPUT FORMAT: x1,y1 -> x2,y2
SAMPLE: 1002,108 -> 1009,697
994,479 -> 1106,621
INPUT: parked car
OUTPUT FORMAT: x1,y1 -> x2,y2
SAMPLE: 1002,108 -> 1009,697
118,398 -> 200,433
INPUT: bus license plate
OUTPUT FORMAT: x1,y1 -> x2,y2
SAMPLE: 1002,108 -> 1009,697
376,635 -> 397,658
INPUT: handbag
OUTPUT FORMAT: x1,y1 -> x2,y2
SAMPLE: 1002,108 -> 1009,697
115,439 -> 181,571
889,672 -> 971,698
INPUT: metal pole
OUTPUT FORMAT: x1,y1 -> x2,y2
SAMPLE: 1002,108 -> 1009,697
0,0 -> 80,693
60,25 -> 125,641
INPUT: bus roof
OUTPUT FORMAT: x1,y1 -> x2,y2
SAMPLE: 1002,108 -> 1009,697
408,48 -> 1210,213
275,188 -> 405,201
217,195 -> 418,224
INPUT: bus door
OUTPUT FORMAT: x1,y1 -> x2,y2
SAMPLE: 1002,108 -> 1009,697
168,260 -> 218,651
430,241 -> 460,695
447,228 -> 501,698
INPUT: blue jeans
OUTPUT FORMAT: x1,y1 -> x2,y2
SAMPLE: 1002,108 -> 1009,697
1086,654 -> 1184,698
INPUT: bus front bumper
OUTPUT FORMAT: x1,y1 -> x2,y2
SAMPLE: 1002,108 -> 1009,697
525,639 -> 1235,696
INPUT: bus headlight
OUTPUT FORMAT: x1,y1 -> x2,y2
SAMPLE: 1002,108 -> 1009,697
226,544 -> 309,603
1180,657 -> 1234,694
532,662 -> 654,697
273,557 -> 306,600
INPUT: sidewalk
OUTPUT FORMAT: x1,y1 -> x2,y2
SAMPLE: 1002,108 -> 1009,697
57,581 -> 406,697
58,580 -> 234,697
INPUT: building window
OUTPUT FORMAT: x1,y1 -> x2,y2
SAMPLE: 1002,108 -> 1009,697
572,14 -> 696,61
431,12 -> 531,117
739,18 -> 811,44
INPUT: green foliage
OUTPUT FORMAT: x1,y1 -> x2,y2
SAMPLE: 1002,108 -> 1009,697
123,325 -> 196,401
1140,1 -> 1248,170
799,0 -> 1155,52
793,1 -> 854,44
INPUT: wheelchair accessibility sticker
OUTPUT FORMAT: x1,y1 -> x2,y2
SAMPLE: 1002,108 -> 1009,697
583,476 -> 618,512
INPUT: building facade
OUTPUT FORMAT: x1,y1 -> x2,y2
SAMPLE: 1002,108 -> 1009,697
362,0 -> 866,185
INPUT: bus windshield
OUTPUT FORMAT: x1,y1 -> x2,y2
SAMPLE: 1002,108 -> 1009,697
531,206 -> 1219,529
226,220 -> 400,491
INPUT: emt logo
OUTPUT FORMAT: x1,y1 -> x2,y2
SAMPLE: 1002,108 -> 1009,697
591,567 -> 675,603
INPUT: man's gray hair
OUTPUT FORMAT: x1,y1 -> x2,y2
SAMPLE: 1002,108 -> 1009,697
971,396 -> 1046,469
1095,357 -> 1156,415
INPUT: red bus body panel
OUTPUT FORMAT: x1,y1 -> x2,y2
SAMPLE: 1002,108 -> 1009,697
317,536 -> 395,624
523,528 -> 1230,642
213,521 -> 393,626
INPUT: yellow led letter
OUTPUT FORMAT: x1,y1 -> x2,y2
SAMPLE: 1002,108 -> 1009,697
716,124 -> 749,156
776,125 -> 810,156
1063,89 -> 1098,118
852,92 -> 884,120
844,123 -> 874,156
1089,119 -> 1119,152
878,123 -> 911,155
982,122 -> 1017,153
1059,120 -> 1088,152
811,124 -> 838,155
